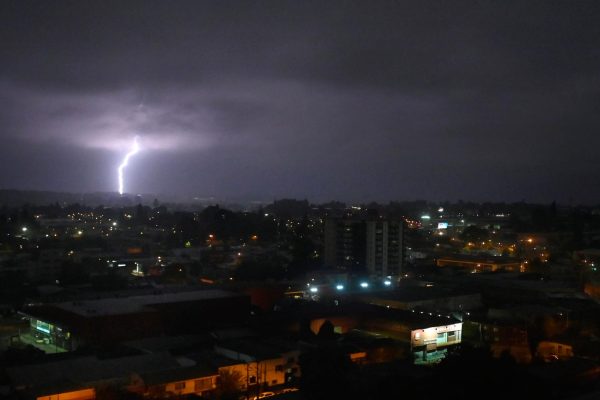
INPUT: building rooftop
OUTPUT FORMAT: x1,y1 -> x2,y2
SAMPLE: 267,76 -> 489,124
216,339 -> 292,361
354,286 -> 480,303
55,289 -> 243,317
125,334 -> 214,354
287,301 -> 461,330
185,350 -> 245,369
7,352 -> 181,394
140,364 -> 217,386
352,303 -> 460,329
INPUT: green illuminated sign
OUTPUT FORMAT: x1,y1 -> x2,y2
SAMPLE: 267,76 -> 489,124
35,320 -> 52,334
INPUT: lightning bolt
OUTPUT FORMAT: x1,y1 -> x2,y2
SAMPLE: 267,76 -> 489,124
118,136 -> 140,195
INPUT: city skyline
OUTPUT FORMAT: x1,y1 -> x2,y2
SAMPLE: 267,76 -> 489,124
1,1 -> 600,203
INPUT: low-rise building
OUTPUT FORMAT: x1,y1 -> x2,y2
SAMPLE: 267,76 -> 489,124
283,302 -> 462,365
136,365 -> 218,398
6,352 -> 195,400
20,289 -> 250,350
214,339 -> 301,388
536,340 -> 574,362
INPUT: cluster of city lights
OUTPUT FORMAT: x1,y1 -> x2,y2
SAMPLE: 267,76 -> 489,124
306,278 -> 393,294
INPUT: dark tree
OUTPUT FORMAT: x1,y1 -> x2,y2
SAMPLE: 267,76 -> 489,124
317,320 -> 336,342
299,345 -> 361,400
211,369 -> 244,400
460,225 -> 489,242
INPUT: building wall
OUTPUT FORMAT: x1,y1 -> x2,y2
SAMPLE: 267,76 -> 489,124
536,341 -> 573,361
490,344 -> 532,364
218,357 -> 300,391
411,323 -> 462,348
214,345 -> 301,390
162,376 -> 217,396
436,258 -> 522,272
411,323 -> 462,364
37,388 -> 96,400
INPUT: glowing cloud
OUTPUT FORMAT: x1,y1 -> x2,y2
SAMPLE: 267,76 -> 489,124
118,136 -> 140,195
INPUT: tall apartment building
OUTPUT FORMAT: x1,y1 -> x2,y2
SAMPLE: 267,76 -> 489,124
324,218 -> 366,273
324,217 -> 403,278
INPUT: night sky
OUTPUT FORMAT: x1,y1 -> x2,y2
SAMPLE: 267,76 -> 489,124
1,1 -> 599,203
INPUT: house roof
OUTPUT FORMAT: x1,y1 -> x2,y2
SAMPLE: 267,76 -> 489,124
7,352 -> 181,395
55,289 -> 243,317
140,365 -> 217,386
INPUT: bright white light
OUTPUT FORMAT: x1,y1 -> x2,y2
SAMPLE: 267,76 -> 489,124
384,280 -> 392,286
421,215 -> 431,220
21,227 -> 28,232
309,287 -> 318,293
360,282 -> 369,288
336,284 -> 344,290
118,136 -> 140,195
112,221 -> 117,226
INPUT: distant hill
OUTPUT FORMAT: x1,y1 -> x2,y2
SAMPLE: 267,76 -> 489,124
0,189 -> 145,207
0,189 -> 266,211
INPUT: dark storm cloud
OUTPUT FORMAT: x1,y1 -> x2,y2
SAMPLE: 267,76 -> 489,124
1,0 -> 599,202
